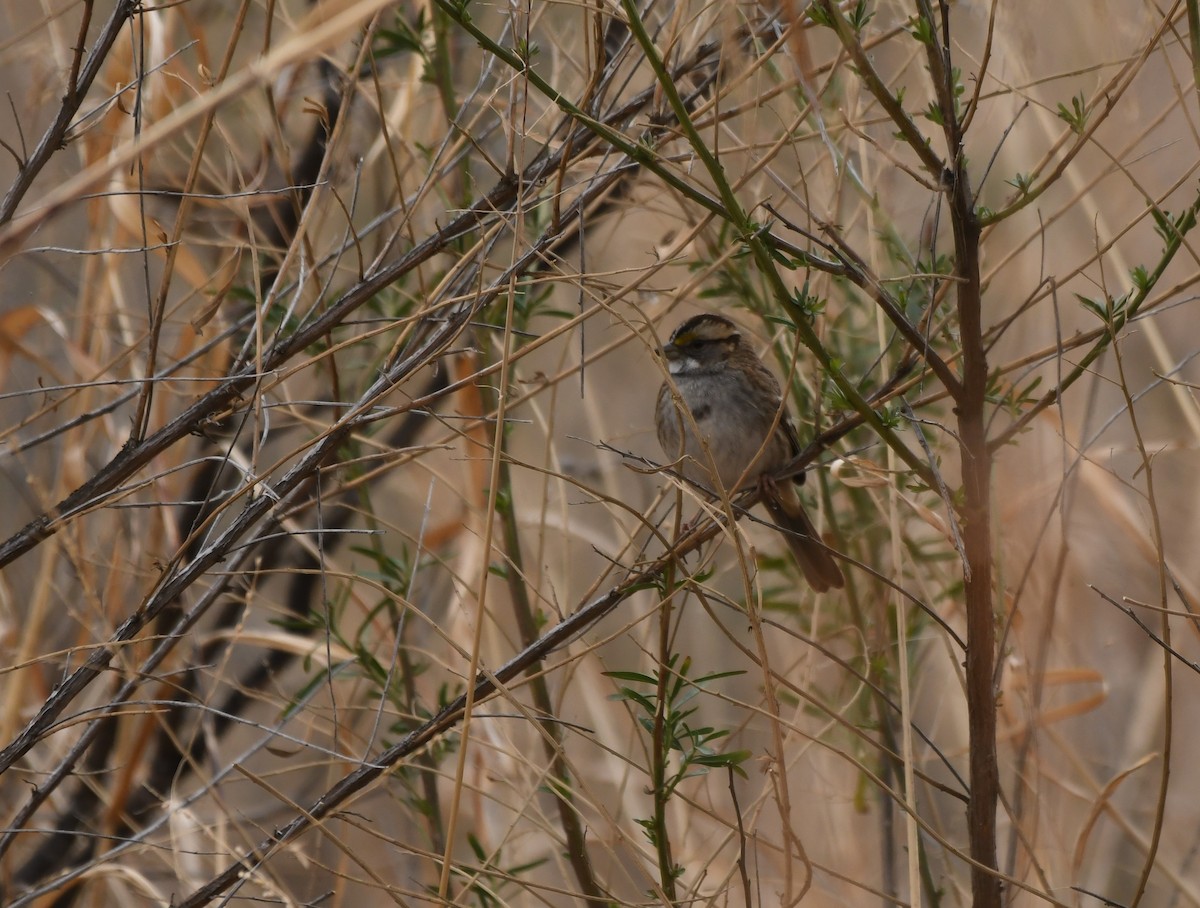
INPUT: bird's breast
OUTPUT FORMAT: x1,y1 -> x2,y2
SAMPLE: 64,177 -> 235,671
663,373 -> 787,490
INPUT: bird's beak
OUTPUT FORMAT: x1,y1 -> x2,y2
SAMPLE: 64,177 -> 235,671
660,342 -> 681,362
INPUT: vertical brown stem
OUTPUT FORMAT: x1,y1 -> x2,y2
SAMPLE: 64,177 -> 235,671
496,454 -> 611,908
650,593 -> 679,904
949,164 -> 1001,908
917,0 -> 1003,896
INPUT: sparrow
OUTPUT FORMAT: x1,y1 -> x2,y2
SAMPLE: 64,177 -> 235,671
654,313 -> 844,591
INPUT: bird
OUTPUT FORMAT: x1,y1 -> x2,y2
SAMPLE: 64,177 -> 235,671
654,312 -> 844,591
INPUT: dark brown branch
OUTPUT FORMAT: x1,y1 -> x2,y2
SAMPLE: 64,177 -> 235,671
813,0 -> 945,178
171,518 -> 722,908
946,79 -> 1002,908
0,132 -> 624,778
0,1 -> 139,225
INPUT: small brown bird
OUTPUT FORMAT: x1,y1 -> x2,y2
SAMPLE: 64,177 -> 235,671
654,313 -> 844,591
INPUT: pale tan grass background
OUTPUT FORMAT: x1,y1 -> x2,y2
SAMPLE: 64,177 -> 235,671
1,1 -> 1199,906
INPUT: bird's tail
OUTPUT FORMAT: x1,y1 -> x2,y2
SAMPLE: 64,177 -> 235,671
762,491 -> 845,592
